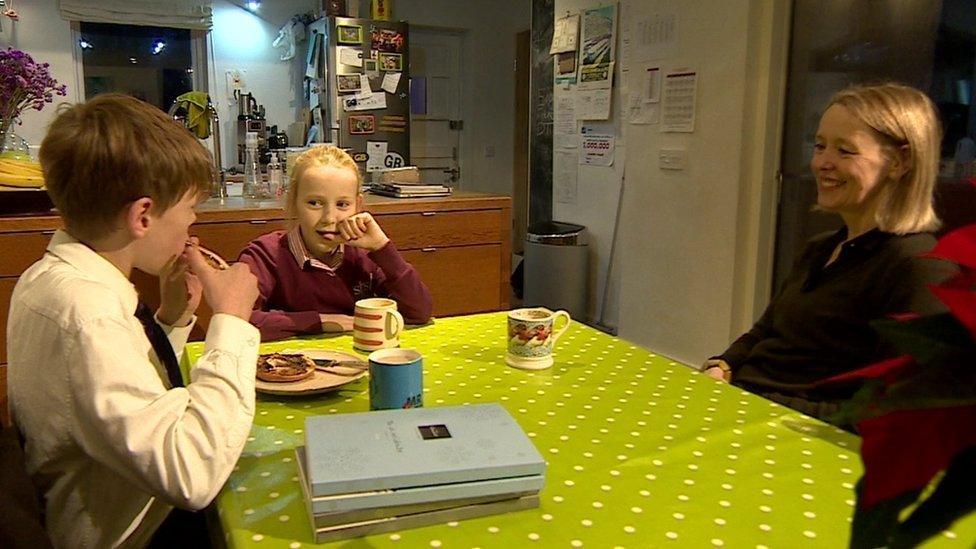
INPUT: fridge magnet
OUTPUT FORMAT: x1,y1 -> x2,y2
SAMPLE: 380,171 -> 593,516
370,26 -> 404,53
336,24 -> 363,45
352,152 -> 368,162
363,58 -> 379,77
338,46 -> 363,67
337,74 -> 363,93
349,114 -> 376,135
378,52 -> 402,71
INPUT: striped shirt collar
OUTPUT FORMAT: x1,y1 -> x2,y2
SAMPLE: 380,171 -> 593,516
287,226 -> 344,273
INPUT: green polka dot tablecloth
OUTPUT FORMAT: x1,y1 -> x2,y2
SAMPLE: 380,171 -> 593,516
183,312 -> 975,548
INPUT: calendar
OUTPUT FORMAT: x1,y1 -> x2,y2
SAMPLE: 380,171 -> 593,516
662,71 -> 697,133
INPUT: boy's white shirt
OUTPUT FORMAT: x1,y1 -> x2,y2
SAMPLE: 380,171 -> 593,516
7,230 -> 259,548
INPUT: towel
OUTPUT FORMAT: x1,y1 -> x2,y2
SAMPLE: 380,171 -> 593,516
176,91 -> 211,139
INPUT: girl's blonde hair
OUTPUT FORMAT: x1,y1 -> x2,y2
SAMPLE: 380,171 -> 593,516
285,145 -> 363,218
826,83 -> 942,234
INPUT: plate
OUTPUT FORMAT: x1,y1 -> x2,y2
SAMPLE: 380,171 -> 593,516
255,349 -> 368,396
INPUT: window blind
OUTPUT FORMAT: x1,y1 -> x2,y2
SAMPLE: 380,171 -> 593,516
59,0 -> 213,30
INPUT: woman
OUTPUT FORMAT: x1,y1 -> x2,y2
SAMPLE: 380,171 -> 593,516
704,83 -> 955,425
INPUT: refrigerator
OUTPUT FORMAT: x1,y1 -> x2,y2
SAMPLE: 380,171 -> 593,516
308,16 -> 410,174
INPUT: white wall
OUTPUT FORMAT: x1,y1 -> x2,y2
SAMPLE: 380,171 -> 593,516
548,0 -> 785,365
209,0 -> 317,166
0,1 -> 80,150
355,0 -> 530,197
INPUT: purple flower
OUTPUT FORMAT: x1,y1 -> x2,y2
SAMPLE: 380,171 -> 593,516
0,47 -> 68,134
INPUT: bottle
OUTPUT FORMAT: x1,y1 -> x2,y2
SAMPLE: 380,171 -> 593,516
242,132 -> 269,199
267,152 -> 284,197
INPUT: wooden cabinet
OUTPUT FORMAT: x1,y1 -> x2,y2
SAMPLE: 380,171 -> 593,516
0,192 -> 511,414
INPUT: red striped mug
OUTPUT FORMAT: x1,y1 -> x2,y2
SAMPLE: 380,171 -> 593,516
353,298 -> 404,352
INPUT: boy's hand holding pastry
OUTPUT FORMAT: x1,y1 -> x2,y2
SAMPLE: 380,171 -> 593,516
337,212 -> 390,252
157,255 -> 202,327
184,239 -> 259,320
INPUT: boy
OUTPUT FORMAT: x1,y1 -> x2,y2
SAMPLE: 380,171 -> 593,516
7,94 -> 260,547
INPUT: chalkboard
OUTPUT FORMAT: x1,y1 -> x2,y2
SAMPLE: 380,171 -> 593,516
529,0 -> 554,224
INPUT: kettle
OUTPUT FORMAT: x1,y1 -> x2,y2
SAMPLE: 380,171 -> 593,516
236,91 -> 259,119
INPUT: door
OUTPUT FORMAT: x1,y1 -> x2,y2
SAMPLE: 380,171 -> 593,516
409,29 -> 463,186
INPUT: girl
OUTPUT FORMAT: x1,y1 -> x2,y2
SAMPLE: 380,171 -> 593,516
238,145 -> 433,341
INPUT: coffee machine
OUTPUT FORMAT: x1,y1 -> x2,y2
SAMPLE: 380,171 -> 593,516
235,91 -> 267,165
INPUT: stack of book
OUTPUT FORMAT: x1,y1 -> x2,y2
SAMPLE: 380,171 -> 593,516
369,182 -> 453,198
296,404 -> 545,543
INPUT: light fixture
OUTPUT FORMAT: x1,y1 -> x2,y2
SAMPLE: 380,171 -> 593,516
129,56 -> 138,64
151,39 -> 166,55
246,0 -> 260,11
78,37 -> 93,51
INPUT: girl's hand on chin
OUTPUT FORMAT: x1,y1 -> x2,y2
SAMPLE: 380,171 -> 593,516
338,212 -> 390,252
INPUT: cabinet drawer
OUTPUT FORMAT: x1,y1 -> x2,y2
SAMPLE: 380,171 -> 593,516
402,244 -> 503,317
0,277 -> 16,364
374,210 -> 502,250
0,231 -> 53,276
192,219 -> 289,262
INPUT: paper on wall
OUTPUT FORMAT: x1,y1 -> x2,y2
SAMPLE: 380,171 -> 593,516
662,70 -> 697,132
342,91 -> 387,111
633,11 -> 678,62
554,150 -> 579,204
579,133 -> 614,167
578,62 -> 613,91
575,89 -> 611,121
366,141 -> 388,172
338,46 -> 363,67
360,74 -> 372,94
626,92 -> 659,125
550,13 -> 579,54
554,52 -> 578,85
579,4 -> 617,67
381,72 -> 401,94
645,67 -> 661,103
555,93 -> 578,149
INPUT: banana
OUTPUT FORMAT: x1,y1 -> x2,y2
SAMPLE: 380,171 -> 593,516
0,175 -> 45,188
0,158 -> 43,176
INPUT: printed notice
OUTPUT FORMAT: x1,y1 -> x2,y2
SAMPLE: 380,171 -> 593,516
381,72 -> 401,93
555,93 -> 578,149
662,70 -> 697,132
554,150 -> 579,204
575,89 -> 611,121
579,133 -> 615,167
366,141 -> 388,172
338,46 -> 363,67
342,91 -> 387,111
550,13 -> 579,54
627,92 -> 659,125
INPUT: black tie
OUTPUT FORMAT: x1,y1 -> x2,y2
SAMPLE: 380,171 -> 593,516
134,301 -> 185,388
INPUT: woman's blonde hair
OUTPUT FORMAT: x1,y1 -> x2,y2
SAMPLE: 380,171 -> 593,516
826,83 -> 942,234
285,145 -> 363,218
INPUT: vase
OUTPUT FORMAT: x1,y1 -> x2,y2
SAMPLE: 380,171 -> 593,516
0,126 -> 31,161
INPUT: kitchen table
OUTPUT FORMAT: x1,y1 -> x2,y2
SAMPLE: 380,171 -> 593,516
183,312 -> 975,547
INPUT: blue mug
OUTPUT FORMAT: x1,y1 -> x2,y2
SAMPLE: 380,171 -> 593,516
368,348 -> 423,410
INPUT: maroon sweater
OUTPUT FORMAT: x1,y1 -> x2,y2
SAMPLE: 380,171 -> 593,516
238,230 -> 433,341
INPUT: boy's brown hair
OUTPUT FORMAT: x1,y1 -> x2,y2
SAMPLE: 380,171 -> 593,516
40,93 -> 213,241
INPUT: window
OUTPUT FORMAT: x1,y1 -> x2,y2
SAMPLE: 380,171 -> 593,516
77,22 -> 200,111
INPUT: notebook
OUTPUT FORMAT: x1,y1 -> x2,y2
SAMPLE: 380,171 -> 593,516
304,404 -> 545,497
310,494 -> 540,543
296,447 -> 538,525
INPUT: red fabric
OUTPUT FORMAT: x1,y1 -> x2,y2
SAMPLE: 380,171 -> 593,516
819,355 -> 915,385
923,224 -> 976,270
929,285 -> 976,340
856,405 -> 976,509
